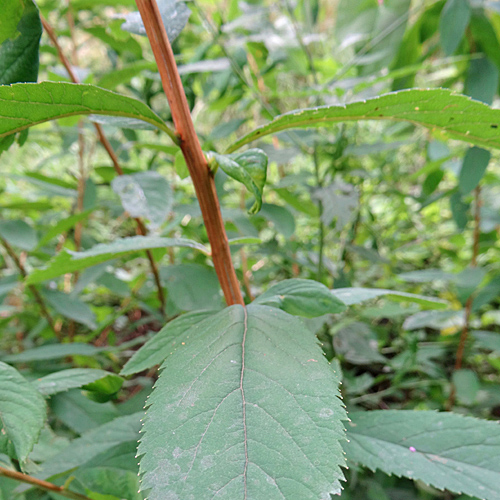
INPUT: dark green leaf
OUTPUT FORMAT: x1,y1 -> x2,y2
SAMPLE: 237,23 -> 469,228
0,0 -> 42,84
37,210 -> 94,248
138,305 -> 346,499
0,219 -> 37,250
345,410 -> 500,500
259,203 -> 295,238
26,236 -> 208,284
210,149 -> 268,214
0,0 -> 24,44
2,343 -> 102,362
0,82 -> 174,140
255,279 -> 347,317
121,311 -> 213,376
465,57 -> 499,105
0,361 -> 46,464
459,146 -> 491,195
35,369 -> 123,396
42,289 -> 97,330
228,89 -> 500,153
439,0 -> 470,55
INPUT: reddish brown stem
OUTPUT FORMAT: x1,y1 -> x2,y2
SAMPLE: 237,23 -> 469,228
448,185 -> 481,408
135,0 -> 243,306
1,238 -> 60,339
41,15 -> 167,315
0,465 -> 91,500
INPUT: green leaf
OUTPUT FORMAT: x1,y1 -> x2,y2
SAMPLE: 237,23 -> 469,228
255,279 -> 347,317
459,146 -> 491,195
450,191 -> 469,230
345,410 -> 500,500
37,210 -> 94,248
452,369 -> 480,405
121,311 -> 213,376
227,89 -> 500,153
227,236 -> 262,245
259,203 -> 295,239
472,330 -> 500,352
331,287 -> 448,309
26,236 -> 208,284
0,0 -> 41,84
0,219 -> 37,250
34,369 -> 123,397
439,0 -> 470,56
465,57 -> 499,106
0,82 -> 174,140
313,181 -> 358,230
138,304 -> 346,499
42,289 -> 97,330
121,0 -> 190,41
111,172 -> 173,228
0,361 -> 46,464
0,0 -> 24,44
209,149 -> 268,214
160,264 -> 223,312
1,343 -> 102,363
31,413 -> 141,482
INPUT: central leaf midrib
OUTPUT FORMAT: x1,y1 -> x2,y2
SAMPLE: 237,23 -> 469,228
240,306 -> 249,498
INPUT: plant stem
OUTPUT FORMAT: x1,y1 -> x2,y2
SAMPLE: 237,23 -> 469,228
135,0 -> 243,306
0,237 -> 60,339
313,147 -> 325,282
448,185 -> 481,408
0,465 -> 92,500
41,15 -> 167,316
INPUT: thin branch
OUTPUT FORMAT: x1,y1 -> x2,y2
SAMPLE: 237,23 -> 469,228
41,15 -> 167,315
1,238 -> 60,340
448,185 -> 481,408
0,465 -> 92,500
135,0 -> 244,306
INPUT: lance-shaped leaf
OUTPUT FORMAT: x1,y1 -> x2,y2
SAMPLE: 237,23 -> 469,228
0,81 -> 175,140
0,361 -> 46,464
26,236 -> 208,284
34,368 -> 123,397
332,287 -> 448,309
227,89 -> 500,153
121,0 -> 190,41
138,304 -> 346,499
254,279 -> 347,317
345,410 -> 500,500
209,149 -> 268,214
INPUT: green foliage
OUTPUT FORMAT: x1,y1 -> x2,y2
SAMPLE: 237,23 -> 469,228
138,305 -> 346,499
0,361 -> 46,464
346,411 -> 500,500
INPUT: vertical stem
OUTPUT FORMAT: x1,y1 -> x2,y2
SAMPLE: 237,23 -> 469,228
135,0 -> 243,306
240,188 -> 254,301
448,185 -> 481,408
313,146 -> 325,282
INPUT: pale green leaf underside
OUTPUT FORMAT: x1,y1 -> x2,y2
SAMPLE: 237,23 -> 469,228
0,82 -> 174,139
332,287 -> 447,309
121,311 -> 213,376
227,89 -> 500,153
346,410 -> 500,500
138,304 -> 346,499
0,361 -> 46,463
34,368 -> 123,396
26,236 -> 208,284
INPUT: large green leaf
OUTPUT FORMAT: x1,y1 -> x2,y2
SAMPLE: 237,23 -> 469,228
138,304 -> 346,499
0,0 -> 42,84
439,0 -> 470,56
42,289 -> 97,330
121,311 -> 213,376
0,82 -> 174,139
0,361 -> 46,464
345,410 -> 500,500
459,146 -> 491,194
227,89 -> 500,153
1,342 -> 102,363
254,278 -> 347,317
331,287 -> 448,309
0,219 -> 37,250
34,369 -> 123,397
26,236 -> 208,284
0,0 -> 24,44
